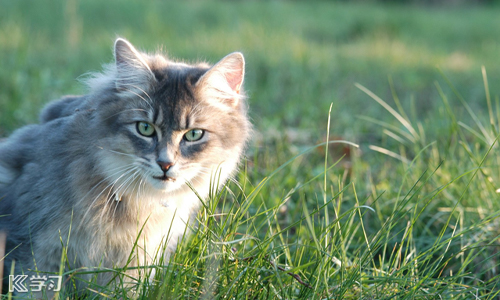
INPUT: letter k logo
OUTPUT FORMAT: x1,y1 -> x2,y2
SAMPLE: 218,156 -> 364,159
9,275 -> 28,293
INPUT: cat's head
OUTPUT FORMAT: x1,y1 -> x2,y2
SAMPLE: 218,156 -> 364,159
84,38 -> 250,198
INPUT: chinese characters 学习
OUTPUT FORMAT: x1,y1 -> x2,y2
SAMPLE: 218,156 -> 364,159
9,275 -> 62,293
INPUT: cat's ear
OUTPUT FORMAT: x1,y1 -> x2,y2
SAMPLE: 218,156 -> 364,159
196,52 -> 245,108
113,38 -> 156,93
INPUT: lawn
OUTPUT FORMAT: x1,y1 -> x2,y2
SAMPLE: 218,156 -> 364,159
1,0 -> 500,298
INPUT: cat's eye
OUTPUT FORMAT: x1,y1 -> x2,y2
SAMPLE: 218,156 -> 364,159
137,121 -> 156,137
184,129 -> 204,142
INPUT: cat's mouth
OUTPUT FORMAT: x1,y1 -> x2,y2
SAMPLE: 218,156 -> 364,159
153,175 -> 176,182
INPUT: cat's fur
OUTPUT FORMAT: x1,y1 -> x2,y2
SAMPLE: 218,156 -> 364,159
0,38 -> 250,294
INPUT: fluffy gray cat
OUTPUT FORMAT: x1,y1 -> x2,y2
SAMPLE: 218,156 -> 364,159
0,38 -> 250,295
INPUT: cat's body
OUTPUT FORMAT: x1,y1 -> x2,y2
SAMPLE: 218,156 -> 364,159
0,38 -> 250,294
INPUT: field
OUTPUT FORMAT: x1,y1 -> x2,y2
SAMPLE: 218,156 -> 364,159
1,0 -> 500,298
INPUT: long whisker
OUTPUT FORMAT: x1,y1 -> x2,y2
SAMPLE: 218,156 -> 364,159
79,165 -> 137,227
112,169 -> 141,218
112,167 -> 139,199
80,164 -> 135,199
129,172 -> 144,209
86,166 -> 136,225
99,167 -> 138,225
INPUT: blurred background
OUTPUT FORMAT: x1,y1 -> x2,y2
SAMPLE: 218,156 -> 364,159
1,0 -> 499,136
1,0 -> 500,179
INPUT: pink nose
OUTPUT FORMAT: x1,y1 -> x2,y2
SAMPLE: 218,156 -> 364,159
157,161 -> 174,173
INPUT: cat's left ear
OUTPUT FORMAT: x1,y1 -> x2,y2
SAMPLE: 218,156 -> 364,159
113,38 -> 156,93
196,52 -> 245,108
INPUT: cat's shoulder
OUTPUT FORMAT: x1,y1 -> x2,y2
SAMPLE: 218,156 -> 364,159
39,95 -> 87,123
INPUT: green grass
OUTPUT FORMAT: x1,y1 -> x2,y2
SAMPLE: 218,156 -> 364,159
1,0 -> 500,298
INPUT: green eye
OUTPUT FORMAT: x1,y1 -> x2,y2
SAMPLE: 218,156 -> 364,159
184,129 -> 204,142
137,121 -> 155,137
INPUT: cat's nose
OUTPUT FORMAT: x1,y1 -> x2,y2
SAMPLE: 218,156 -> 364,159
157,160 -> 174,173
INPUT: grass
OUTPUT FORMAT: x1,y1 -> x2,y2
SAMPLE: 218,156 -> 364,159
1,0 -> 500,298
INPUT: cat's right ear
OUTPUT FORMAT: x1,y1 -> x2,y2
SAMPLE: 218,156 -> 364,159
196,52 -> 245,109
113,38 -> 156,93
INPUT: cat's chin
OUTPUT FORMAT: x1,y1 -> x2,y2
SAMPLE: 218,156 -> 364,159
149,176 -> 184,193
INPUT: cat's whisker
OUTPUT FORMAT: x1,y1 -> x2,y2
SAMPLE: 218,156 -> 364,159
107,166 -> 139,200
132,176 -> 145,208
99,167 -> 138,225
79,165 -> 137,227
93,166 -> 137,222
136,168 -> 155,201
81,164 -> 134,197
128,168 -> 143,198
80,164 -> 135,203
98,169 -> 135,211
112,166 -> 139,197
112,169 -> 141,218
121,169 -> 142,201
136,176 -> 145,200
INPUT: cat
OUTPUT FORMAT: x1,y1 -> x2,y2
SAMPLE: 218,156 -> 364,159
0,38 -> 250,296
